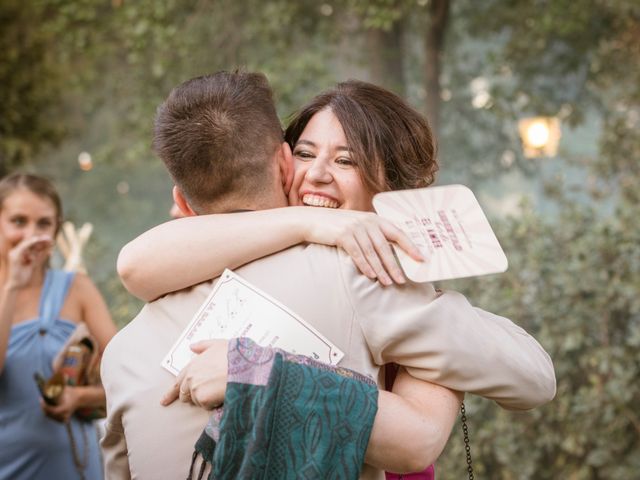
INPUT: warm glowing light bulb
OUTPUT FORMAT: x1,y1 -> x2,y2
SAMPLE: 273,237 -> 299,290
518,116 -> 561,158
526,122 -> 550,149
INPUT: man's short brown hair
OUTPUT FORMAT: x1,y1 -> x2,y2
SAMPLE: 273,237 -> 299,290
153,71 -> 283,212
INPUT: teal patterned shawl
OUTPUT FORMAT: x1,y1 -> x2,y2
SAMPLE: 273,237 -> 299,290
188,338 -> 379,480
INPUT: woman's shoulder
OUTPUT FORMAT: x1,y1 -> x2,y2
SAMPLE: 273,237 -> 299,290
60,270 -> 116,347
67,271 -> 99,297
62,271 -> 103,310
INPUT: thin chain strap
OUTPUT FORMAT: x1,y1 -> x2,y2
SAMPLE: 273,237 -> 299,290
460,402 -> 474,480
65,421 -> 89,480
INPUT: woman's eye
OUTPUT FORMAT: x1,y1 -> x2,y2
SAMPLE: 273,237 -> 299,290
37,220 -> 53,229
11,217 -> 27,226
294,150 -> 314,160
335,157 -> 355,167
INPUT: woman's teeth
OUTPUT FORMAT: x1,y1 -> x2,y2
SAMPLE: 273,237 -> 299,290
302,194 -> 339,208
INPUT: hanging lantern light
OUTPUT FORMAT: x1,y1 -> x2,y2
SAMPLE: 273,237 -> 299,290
518,117 -> 561,158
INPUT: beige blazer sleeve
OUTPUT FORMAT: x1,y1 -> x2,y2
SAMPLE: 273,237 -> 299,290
100,345 -> 132,480
344,271 -> 556,411
101,420 -> 131,480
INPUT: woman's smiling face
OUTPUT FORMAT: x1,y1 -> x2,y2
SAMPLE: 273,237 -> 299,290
289,108 -> 375,212
0,188 -> 57,257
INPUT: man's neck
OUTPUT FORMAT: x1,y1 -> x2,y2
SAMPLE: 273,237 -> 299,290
201,191 -> 288,215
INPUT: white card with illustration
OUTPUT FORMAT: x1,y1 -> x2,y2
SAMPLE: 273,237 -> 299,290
372,184 -> 508,283
162,269 -> 345,375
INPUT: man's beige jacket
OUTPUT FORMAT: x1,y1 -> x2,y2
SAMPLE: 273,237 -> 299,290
101,244 -> 555,479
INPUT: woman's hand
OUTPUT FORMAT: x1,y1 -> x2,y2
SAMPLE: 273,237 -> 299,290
6,235 -> 53,290
161,339 -> 229,410
300,208 -> 424,286
41,386 -> 81,423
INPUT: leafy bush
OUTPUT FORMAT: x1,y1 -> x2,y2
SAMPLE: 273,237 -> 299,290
438,197 -> 640,478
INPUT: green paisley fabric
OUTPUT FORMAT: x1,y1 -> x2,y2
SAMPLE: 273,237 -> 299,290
189,337 -> 378,480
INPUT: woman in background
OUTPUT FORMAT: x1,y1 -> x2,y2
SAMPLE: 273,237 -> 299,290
0,173 -> 117,480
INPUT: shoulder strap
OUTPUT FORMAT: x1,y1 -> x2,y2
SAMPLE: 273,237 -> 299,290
38,269 -> 76,328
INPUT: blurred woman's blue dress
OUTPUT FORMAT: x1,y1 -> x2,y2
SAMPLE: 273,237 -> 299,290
0,270 -> 103,480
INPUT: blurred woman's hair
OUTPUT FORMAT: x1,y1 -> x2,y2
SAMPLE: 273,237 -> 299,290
0,173 -> 63,234
285,80 -> 438,194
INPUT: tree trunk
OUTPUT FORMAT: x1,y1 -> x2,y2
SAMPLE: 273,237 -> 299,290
367,18 -> 406,97
424,0 -> 451,140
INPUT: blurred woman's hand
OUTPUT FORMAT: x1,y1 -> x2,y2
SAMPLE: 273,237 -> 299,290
5,235 -> 53,289
41,386 -> 81,423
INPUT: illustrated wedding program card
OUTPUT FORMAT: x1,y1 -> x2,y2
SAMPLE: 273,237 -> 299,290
372,184 -> 508,283
162,269 -> 345,375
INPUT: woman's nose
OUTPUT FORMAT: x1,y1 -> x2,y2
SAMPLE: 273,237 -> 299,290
305,159 -> 332,184
23,224 -> 37,239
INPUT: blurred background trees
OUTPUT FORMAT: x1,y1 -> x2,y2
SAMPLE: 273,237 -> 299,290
2,0 -> 638,477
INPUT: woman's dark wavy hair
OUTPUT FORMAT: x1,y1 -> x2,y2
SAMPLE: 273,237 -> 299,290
285,80 -> 438,194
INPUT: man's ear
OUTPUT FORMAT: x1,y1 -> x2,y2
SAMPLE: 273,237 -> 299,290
279,142 -> 294,195
172,186 -> 197,217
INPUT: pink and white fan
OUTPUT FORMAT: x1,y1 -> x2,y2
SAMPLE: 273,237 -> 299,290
373,184 -> 508,283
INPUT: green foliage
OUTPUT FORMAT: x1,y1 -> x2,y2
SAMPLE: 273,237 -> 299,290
3,1 -> 639,476
347,0 -> 412,31
4,0 -> 345,324
0,1 -> 67,173
438,196 -> 640,478
435,2 -> 640,476
441,0 -> 640,183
